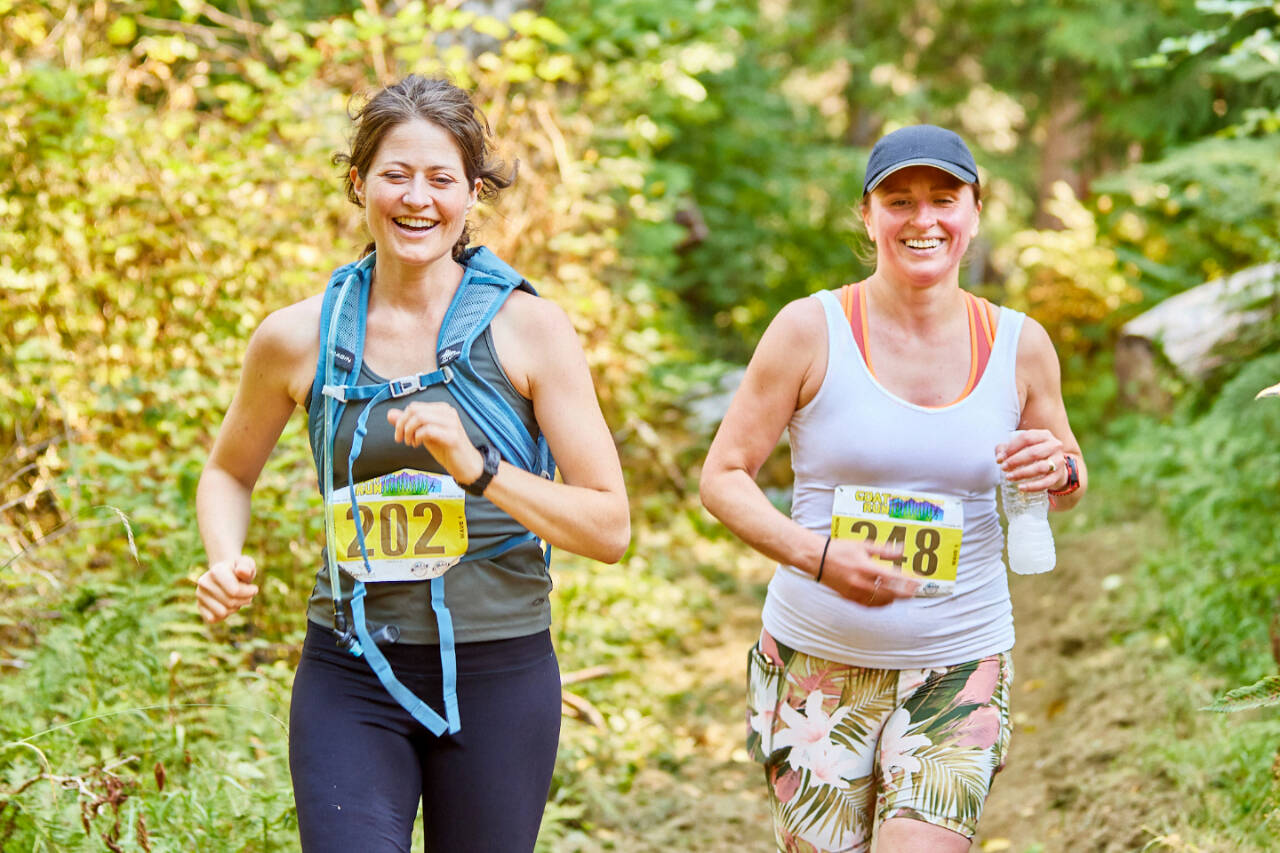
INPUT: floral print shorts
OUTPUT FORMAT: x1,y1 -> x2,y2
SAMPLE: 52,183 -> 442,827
746,629 -> 1013,852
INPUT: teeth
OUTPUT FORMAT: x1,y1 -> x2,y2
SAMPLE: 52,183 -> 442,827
394,217 -> 438,228
905,238 -> 943,249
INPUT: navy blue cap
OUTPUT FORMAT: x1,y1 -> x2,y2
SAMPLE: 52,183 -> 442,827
862,125 -> 978,195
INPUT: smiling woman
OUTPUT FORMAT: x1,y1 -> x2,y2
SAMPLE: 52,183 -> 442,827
193,75 -> 629,853
350,117 -> 479,266
700,124 -> 1088,852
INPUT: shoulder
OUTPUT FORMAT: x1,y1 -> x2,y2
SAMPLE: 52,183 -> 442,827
1014,314 -> 1059,370
486,286 -> 583,399
497,287 -> 573,333
769,294 -> 827,341
491,287 -> 580,362
752,295 -> 828,372
245,294 -> 323,405
251,294 -> 323,361
746,294 -> 830,408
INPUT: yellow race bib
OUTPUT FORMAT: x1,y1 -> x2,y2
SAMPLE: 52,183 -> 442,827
831,485 -> 963,597
331,469 -> 468,582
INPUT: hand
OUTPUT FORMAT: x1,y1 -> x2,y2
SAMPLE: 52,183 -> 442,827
995,429 -> 1067,492
819,537 -> 919,607
387,402 -> 484,484
196,555 -> 258,624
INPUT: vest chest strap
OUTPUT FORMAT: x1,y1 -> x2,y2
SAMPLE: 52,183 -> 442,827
322,366 -> 453,403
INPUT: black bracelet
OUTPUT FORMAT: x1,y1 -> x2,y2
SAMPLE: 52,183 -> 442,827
815,535 -> 831,583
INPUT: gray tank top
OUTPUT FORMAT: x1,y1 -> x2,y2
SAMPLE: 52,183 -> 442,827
306,328 -> 551,644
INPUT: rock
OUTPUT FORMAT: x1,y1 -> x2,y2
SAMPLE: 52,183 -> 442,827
1116,262 -> 1280,410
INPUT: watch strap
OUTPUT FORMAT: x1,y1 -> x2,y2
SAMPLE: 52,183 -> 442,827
1048,454 -> 1080,496
461,444 -> 500,496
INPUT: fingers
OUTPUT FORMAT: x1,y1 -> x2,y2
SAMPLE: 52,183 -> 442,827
196,557 -> 259,624
858,568 -> 918,606
231,555 -> 257,583
864,538 -> 904,565
386,403 -> 465,449
823,538 -> 918,606
996,429 -> 1064,487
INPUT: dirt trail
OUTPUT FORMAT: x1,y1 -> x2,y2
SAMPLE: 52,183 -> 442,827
973,513 -> 1188,853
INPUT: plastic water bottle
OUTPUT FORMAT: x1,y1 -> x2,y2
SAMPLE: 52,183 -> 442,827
1001,483 -> 1056,574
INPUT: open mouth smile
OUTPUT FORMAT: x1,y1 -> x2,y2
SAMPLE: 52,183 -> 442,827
903,238 -> 944,250
394,216 -> 439,233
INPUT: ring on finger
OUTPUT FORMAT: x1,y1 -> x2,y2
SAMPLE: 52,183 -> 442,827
1047,459 -> 1056,473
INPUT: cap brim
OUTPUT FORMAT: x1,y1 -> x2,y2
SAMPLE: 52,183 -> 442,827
864,158 -> 979,194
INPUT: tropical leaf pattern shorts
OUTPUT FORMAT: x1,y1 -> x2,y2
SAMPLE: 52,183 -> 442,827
746,629 -> 1013,852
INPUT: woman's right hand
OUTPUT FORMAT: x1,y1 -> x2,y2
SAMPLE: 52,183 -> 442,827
196,555 -> 259,624
819,538 -> 918,607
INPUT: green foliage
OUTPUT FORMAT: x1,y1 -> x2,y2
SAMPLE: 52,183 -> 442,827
1105,353 -> 1280,683
1093,135 -> 1280,299
4,0 -> 1280,848
1203,675 -> 1280,711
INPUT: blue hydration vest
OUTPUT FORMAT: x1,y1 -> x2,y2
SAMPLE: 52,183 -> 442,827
306,246 -> 555,735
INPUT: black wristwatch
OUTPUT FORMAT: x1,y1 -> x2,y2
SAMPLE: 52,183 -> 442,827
1048,454 -> 1080,496
461,444 -> 500,496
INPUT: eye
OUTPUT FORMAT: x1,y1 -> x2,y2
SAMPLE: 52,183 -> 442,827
382,171 -> 408,181
430,175 -> 457,187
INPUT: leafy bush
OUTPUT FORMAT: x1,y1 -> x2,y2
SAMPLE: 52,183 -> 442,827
1108,352 -> 1280,683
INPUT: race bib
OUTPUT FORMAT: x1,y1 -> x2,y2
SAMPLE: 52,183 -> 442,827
831,485 -> 963,597
331,469 -> 468,582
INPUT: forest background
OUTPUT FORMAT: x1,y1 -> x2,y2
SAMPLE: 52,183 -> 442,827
1,0 -> 1278,850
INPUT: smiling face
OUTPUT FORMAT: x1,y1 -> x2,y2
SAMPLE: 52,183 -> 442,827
350,118 -> 481,271
861,166 -> 981,289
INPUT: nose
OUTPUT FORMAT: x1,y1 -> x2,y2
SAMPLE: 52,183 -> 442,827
402,176 -> 432,208
909,202 -> 937,228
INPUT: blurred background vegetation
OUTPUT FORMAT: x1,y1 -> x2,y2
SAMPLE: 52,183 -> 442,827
1,0 -> 1278,850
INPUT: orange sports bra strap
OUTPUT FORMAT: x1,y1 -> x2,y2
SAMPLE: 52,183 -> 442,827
841,282 -> 873,374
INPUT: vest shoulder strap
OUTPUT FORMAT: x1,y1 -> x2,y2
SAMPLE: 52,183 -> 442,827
308,254 -> 375,474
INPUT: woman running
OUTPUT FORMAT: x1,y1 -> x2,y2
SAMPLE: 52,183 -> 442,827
194,75 -> 629,852
700,124 -> 1086,852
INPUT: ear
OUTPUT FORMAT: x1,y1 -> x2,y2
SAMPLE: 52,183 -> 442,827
969,199 -> 982,239
350,166 -> 365,201
859,203 -> 875,241
469,178 -> 482,208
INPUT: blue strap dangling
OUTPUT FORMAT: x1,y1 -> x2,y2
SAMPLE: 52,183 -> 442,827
340,376 -> 461,734
348,578 -> 460,735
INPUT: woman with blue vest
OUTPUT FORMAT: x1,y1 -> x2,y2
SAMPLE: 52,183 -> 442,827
700,125 -> 1087,852
194,75 -> 629,852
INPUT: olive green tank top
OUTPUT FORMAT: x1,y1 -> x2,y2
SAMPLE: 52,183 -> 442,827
306,328 -> 551,644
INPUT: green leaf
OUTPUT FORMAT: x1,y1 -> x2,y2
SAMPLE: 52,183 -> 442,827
1201,675 -> 1280,711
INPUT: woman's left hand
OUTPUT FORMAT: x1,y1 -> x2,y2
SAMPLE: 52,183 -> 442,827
995,428 -> 1068,491
387,402 -> 484,485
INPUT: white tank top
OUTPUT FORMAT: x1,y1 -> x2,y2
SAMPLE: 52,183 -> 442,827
760,289 -> 1025,668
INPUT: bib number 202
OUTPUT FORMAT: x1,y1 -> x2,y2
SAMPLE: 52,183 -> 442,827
344,502 -> 447,560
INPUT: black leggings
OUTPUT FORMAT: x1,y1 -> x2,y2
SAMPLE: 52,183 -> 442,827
289,622 -> 562,852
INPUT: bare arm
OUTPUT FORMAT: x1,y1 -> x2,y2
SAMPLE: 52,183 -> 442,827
388,295 -> 629,563
996,317 -> 1088,511
699,298 -> 915,605
195,300 -> 318,622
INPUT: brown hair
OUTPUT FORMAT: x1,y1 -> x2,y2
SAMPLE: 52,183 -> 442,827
334,75 -> 515,259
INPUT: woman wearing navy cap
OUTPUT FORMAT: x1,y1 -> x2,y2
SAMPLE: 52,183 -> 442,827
701,125 -> 1087,851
